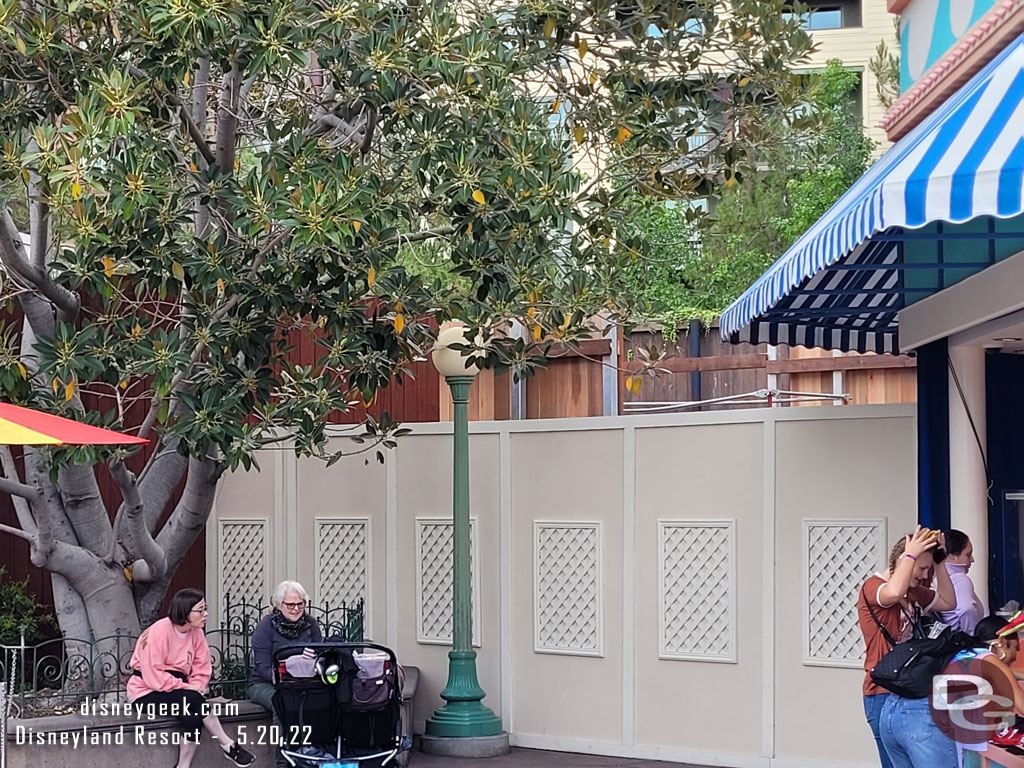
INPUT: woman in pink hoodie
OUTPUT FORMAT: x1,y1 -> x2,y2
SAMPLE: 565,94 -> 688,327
127,589 -> 255,768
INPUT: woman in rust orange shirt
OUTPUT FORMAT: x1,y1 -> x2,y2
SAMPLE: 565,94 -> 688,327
857,527 -> 956,767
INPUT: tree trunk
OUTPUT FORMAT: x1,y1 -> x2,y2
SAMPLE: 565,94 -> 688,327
0,48 -> 236,693
137,457 -> 219,624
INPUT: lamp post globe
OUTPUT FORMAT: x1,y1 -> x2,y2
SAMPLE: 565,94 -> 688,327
430,322 -> 483,379
424,321 -> 505,747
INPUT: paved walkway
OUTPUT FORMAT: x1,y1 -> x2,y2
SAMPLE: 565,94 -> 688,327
412,747 -> 707,768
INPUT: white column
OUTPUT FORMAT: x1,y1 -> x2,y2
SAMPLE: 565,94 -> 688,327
948,345 -> 988,613
832,349 -> 845,404
603,325 -> 620,416
509,322 -> 527,420
766,344 -> 779,404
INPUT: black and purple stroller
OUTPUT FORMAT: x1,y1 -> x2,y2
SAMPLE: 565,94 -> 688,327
272,642 -> 412,768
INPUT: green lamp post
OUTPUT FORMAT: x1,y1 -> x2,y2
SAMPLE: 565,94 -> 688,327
424,322 -> 504,741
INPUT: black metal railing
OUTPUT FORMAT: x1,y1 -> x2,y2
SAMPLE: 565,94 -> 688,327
0,595 -> 363,717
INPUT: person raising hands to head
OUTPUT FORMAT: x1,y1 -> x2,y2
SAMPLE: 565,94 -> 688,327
875,527 -> 955,609
857,526 -> 957,768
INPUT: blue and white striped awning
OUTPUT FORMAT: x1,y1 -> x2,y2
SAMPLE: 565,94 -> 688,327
721,33 -> 1024,354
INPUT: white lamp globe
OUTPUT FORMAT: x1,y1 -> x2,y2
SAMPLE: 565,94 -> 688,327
431,321 -> 483,378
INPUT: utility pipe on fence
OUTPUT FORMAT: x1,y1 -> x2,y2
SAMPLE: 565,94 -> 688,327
689,319 -> 702,404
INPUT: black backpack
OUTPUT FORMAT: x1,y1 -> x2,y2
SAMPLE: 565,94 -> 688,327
862,585 -> 976,699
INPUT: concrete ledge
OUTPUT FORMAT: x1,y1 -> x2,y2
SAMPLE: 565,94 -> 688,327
420,732 -> 511,758
6,700 -> 276,768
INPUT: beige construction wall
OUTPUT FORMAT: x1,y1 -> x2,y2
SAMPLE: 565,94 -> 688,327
211,405 -> 917,768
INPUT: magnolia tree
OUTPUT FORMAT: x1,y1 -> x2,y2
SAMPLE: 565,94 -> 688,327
0,0 -> 814,643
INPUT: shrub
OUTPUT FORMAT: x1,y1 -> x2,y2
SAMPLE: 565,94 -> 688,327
0,569 -> 54,646
209,657 -> 250,700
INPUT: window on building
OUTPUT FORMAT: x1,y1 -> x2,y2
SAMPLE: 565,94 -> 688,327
847,71 -> 864,122
646,17 -> 704,37
615,0 -> 707,38
783,0 -> 861,30
806,6 -> 843,29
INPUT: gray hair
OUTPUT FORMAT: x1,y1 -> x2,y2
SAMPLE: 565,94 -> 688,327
272,580 -> 309,609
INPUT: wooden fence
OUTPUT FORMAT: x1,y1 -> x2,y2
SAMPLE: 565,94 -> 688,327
621,325 -> 917,411
276,321 -> 919,421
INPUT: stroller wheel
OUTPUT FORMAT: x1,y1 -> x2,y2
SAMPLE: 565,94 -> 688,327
394,747 -> 412,767
392,707 -> 413,767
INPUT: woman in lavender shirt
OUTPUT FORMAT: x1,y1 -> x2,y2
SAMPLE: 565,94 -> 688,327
940,529 -> 984,633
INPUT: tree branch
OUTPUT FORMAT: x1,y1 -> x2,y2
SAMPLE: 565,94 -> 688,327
215,61 -> 241,176
313,82 -> 336,119
191,55 -> 211,127
127,64 -> 216,165
380,225 -> 457,246
307,109 -> 368,151
0,472 -> 42,502
359,104 -> 377,156
192,55 -> 213,238
26,145 -> 50,270
137,456 -> 219,623
56,463 -> 115,560
137,443 -> 188,532
0,522 -> 33,542
32,536 -> 113,589
239,73 -> 257,107
19,290 -> 57,344
179,96 -> 216,166
110,461 -> 166,583
0,446 -> 38,535
0,204 -> 80,318
24,448 -> 71,566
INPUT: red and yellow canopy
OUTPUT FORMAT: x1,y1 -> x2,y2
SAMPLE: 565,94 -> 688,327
0,403 -> 148,446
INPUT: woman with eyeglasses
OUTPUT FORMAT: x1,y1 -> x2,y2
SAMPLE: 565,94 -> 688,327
127,588 -> 255,768
247,581 -> 322,765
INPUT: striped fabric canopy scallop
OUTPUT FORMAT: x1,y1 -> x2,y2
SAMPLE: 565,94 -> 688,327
720,33 -> 1024,352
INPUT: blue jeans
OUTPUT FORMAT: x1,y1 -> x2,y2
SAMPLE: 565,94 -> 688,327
879,695 -> 957,768
865,693 -> 895,768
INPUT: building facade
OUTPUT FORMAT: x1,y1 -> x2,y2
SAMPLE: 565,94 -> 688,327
803,0 -> 899,148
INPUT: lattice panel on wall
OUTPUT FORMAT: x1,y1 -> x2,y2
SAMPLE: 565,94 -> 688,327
219,520 -> 267,607
659,520 -> 737,662
534,522 -> 602,656
416,518 -> 480,645
804,518 -> 887,667
315,519 -> 369,612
